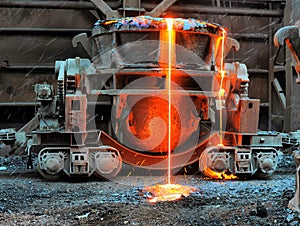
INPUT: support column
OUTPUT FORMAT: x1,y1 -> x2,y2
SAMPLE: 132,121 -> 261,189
283,0 -> 300,131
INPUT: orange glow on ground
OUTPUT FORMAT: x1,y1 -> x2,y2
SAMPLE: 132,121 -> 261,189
204,168 -> 238,180
144,183 -> 196,203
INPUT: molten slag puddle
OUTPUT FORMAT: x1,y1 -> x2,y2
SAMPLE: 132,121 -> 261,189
214,172 -> 238,180
144,183 -> 196,203
203,168 -> 238,180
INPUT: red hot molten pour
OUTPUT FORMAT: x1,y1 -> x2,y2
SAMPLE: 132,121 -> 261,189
144,18 -> 196,203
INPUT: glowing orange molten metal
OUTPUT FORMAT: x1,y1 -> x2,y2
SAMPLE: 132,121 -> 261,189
166,18 -> 173,185
204,168 -> 238,180
144,183 -> 196,203
143,19 -> 196,201
217,28 -> 227,146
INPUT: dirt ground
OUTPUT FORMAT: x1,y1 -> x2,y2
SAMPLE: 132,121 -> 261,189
0,152 -> 299,226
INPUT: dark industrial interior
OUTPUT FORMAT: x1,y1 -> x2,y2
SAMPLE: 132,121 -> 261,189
0,0 -> 296,132
0,0 -> 300,225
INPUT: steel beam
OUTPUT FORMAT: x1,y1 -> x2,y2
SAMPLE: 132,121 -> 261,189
248,69 -> 269,74
90,0 -> 120,18
213,0 -> 284,2
0,102 -> 40,106
273,78 -> 286,109
230,33 -> 268,40
0,1 -> 283,17
0,101 -> 112,106
0,0 -> 285,10
0,64 -> 273,75
0,1 -> 98,10
143,4 -> 283,17
0,65 -> 54,71
145,0 -> 178,17
268,2 -> 276,131
282,0 -> 300,132
0,28 -> 91,35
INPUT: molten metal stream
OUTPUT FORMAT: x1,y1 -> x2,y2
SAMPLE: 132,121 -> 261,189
166,18 -> 173,184
218,28 -> 227,146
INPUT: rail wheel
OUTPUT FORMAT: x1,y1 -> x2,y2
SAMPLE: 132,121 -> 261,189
199,146 -> 236,179
37,150 -> 66,180
253,150 -> 278,179
199,153 -> 226,179
92,146 -> 122,179
37,163 -> 64,180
